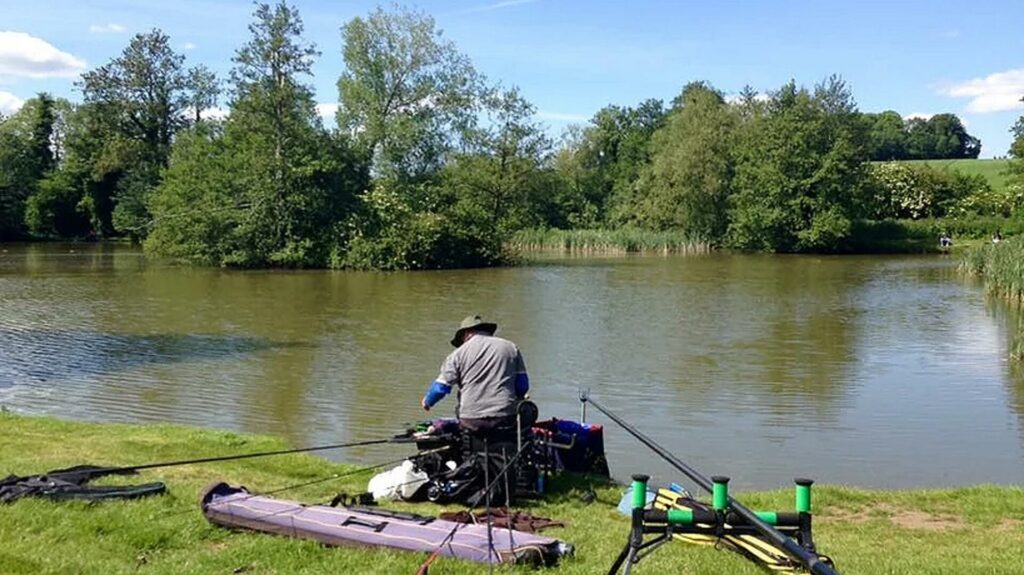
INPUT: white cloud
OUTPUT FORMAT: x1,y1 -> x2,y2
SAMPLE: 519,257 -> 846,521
725,92 -> 769,105
182,42 -> 196,51
460,0 -> 539,15
536,110 -> 587,122
940,68 -> 1024,113
89,23 -> 127,34
316,102 -> 339,119
0,90 -> 24,115
200,106 -> 229,120
0,32 -> 87,79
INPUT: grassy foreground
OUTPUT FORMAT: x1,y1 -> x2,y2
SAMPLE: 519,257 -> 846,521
2,413 -> 1023,575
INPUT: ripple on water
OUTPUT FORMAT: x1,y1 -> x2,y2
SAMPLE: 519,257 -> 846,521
2,247 -> 1023,489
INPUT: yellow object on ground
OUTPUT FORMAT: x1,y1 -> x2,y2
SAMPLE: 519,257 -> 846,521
653,488 -> 802,572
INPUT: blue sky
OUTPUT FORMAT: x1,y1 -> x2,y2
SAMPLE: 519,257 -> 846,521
2,0 -> 1022,157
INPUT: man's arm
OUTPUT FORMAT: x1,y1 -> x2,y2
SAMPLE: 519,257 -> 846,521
513,348 -> 528,398
514,372 -> 529,398
422,380 -> 451,411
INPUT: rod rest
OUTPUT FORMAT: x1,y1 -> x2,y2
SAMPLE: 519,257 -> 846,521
643,508 -> 804,527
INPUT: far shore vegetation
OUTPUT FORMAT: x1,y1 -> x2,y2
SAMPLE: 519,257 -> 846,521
3,412 -> 1024,574
1,2 -> 1023,269
962,235 -> 1024,360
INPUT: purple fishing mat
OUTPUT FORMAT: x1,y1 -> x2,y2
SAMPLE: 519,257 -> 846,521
200,482 -> 571,566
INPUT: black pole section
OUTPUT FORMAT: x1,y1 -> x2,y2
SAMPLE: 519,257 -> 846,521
49,438 -> 393,477
582,394 -> 839,575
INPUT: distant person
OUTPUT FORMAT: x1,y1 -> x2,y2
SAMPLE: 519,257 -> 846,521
939,234 -> 952,248
421,315 -> 529,435
992,232 -> 1003,244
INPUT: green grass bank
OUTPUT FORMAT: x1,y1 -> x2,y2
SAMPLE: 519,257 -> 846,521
898,158 -> 1015,195
3,414 -> 1023,574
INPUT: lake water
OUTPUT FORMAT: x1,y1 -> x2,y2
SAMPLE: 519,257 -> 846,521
1,243 -> 1022,490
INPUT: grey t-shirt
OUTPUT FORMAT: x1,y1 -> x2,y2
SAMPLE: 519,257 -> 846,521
437,334 -> 526,420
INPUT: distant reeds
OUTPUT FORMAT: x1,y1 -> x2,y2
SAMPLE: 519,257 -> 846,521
508,228 -> 711,255
961,236 -> 1024,359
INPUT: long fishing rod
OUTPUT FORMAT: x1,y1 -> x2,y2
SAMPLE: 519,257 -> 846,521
580,392 -> 839,575
49,438 -> 393,478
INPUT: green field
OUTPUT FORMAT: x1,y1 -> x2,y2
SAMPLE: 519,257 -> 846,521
2,413 -> 1024,574
898,158 -> 1015,194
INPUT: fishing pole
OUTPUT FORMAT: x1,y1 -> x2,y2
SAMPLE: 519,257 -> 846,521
188,446 -> 454,522
580,392 -> 839,575
48,437 -> 393,478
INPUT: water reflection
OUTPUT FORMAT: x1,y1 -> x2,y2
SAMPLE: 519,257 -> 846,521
0,328 -> 296,386
1,245 -> 1023,489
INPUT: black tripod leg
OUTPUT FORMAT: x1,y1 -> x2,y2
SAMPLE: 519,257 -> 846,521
622,544 -> 639,575
607,542 -> 632,575
483,438 -> 494,572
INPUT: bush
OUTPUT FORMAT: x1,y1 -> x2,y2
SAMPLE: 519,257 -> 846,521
869,162 -> 990,219
846,216 -> 1024,253
24,172 -> 93,238
333,184 -> 504,270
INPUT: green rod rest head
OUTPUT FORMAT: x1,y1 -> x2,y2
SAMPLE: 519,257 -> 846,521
711,475 -> 730,511
795,478 -> 813,513
631,474 -> 650,510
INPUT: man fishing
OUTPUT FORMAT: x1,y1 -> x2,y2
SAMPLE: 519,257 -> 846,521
421,315 -> 529,434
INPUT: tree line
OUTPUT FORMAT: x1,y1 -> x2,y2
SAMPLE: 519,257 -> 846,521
0,2 -> 1017,267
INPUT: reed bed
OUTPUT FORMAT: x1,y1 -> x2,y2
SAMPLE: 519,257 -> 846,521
509,228 -> 711,255
961,236 -> 1024,359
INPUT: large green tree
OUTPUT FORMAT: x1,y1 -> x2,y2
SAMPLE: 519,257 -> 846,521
338,6 -> 480,181
631,82 -> 737,241
0,94 -> 62,239
905,113 -> 980,160
864,110 -> 908,161
727,77 -> 870,252
429,86 -> 554,266
78,30 -> 210,236
562,99 -> 666,225
147,1 -> 365,267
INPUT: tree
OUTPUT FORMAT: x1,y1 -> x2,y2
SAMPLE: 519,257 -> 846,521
186,65 -> 221,123
146,1 -> 365,267
1009,98 -> 1024,192
79,30 -> 194,236
865,110 -> 907,160
727,77 -> 870,252
631,82 -> 737,241
0,94 -> 61,238
80,30 -> 191,164
568,99 -> 666,225
338,6 -> 480,181
549,125 -> 602,228
445,87 -> 552,237
927,113 -> 980,159
904,113 -> 980,160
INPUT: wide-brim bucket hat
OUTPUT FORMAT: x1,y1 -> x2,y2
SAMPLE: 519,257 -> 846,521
451,315 -> 497,347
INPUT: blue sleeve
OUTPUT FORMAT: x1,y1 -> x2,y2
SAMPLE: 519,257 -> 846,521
515,372 -> 529,398
424,380 -> 451,408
